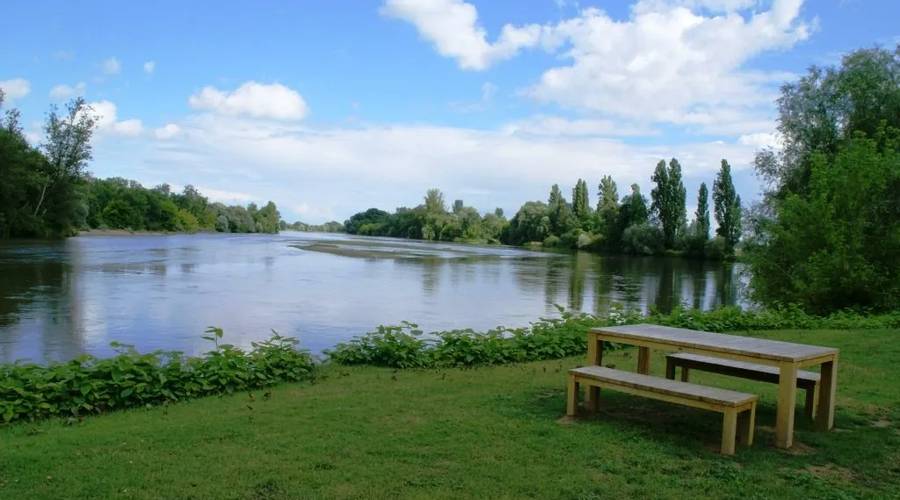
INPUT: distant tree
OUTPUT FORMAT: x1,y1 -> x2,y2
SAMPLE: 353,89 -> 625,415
452,199 -> 464,214
35,98 -> 96,235
424,188 -> 446,214
501,201 -> 550,245
547,184 -> 571,234
651,158 -> 687,249
571,179 -> 591,222
494,207 -> 504,218
595,175 -> 619,244
713,160 -> 742,253
694,182 -> 710,240
253,201 -> 281,234
619,183 -> 649,230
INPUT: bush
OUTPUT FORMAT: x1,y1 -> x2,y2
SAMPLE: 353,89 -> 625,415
621,223 -> 664,255
327,305 -> 900,369
0,329 -> 315,424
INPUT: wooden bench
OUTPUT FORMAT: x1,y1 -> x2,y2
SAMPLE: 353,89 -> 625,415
567,366 -> 757,455
665,353 -> 820,419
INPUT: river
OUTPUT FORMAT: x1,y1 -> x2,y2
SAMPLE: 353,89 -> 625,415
0,232 -> 749,362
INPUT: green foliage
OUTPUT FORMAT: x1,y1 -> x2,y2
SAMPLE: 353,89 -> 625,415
0,95 -> 94,238
748,131 -> 900,313
649,305 -> 900,332
650,158 -> 687,249
344,190 -> 507,244
713,160 -> 742,254
327,308 -> 636,369
620,223 -> 664,255
0,330 -> 314,424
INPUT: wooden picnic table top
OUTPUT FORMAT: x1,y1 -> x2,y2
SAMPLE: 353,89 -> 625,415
589,324 -> 838,363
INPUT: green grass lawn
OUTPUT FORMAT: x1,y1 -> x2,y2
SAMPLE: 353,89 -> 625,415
2,329 -> 899,499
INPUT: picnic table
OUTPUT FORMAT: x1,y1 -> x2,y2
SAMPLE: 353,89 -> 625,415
586,324 -> 838,449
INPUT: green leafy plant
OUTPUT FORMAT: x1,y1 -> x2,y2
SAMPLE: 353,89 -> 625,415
0,330 -> 314,424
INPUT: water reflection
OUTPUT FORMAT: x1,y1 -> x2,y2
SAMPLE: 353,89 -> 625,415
0,233 -> 748,362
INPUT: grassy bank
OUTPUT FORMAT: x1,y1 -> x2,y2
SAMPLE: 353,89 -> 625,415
2,328 -> 899,499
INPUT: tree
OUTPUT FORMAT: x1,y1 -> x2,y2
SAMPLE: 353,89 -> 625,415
754,45 -> 900,203
547,184 -> 571,234
713,159 -> 741,253
501,201 -> 550,245
571,179 -> 591,222
650,158 -> 687,249
694,182 -> 710,240
424,188 -> 446,214
36,98 -> 96,232
749,130 -> 900,313
253,201 -> 281,234
596,175 -> 619,243
452,199 -> 464,214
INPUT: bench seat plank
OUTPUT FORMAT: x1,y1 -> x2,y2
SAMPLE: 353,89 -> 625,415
570,366 -> 756,407
668,353 -> 820,383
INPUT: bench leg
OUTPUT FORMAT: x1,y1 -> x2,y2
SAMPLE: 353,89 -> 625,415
680,367 -> 690,382
566,375 -> 579,416
637,347 -> 650,375
804,384 -> 818,420
815,357 -> 838,431
721,408 -> 737,455
737,405 -> 755,447
665,358 -> 676,380
586,386 -> 600,412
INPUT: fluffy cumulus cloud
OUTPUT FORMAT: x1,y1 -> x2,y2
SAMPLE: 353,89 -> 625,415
188,81 -> 309,120
102,57 -> 121,75
386,0 -> 810,135
0,78 -> 31,100
154,123 -> 180,140
49,82 -> 87,100
87,100 -> 144,137
381,0 -> 545,70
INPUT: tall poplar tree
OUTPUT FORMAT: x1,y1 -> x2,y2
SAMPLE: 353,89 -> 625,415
571,179 -> 590,222
651,158 -> 686,249
713,159 -> 742,253
694,182 -> 710,239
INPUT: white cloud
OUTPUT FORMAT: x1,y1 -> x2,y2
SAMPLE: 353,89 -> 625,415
143,61 -> 156,74
188,81 -> 309,120
525,0 -> 810,127
86,100 -> 144,136
49,82 -> 86,100
449,81 -> 498,112
102,57 -> 121,75
387,0 -> 809,135
99,112 -> 761,222
381,0 -> 545,70
738,131 -> 782,149
502,115 -> 657,137
154,123 -> 181,140
0,78 -> 31,100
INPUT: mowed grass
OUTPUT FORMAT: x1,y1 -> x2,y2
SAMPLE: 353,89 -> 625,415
2,329 -> 899,499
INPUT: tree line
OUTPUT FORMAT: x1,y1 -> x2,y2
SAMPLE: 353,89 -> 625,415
0,96 -> 281,237
344,161 -> 741,259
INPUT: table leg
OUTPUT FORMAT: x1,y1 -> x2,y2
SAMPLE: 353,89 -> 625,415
775,362 -> 799,448
815,355 -> 838,431
585,334 -> 604,412
637,346 -> 650,375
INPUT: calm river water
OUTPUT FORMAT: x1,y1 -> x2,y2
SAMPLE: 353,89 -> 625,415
0,232 -> 749,362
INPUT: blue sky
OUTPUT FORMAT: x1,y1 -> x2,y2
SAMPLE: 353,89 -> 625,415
2,0 -> 898,222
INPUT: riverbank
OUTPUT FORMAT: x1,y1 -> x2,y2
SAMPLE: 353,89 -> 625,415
2,327 -> 898,499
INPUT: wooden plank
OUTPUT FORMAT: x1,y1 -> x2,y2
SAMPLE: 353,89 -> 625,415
816,356 -> 838,431
585,334 -> 604,412
775,362 -> 799,448
667,353 -> 820,384
570,366 -> 756,407
590,324 -> 837,363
